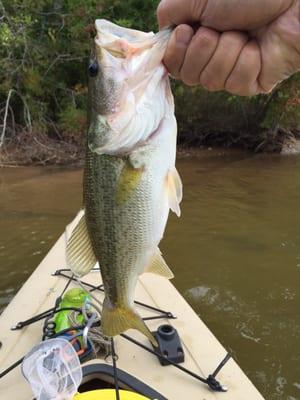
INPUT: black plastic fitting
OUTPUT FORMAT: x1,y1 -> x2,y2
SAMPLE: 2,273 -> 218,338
152,324 -> 185,366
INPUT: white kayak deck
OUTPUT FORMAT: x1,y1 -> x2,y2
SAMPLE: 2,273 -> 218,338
0,215 -> 265,399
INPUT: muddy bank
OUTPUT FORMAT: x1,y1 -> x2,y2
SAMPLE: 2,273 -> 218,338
1,130 -> 299,167
0,132 -> 84,167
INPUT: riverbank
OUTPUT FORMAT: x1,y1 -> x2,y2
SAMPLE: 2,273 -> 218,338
1,131 -> 300,167
0,144 -> 254,167
0,131 -> 84,167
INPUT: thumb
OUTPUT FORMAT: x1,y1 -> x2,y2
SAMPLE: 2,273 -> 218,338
157,0 -> 207,29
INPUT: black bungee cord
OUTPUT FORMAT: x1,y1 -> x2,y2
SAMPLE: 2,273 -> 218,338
1,267 -> 231,396
111,338 -> 120,400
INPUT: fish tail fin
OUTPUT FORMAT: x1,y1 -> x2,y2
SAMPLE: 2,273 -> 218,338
102,299 -> 157,347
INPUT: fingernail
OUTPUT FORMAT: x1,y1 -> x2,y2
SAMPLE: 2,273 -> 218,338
176,25 -> 193,46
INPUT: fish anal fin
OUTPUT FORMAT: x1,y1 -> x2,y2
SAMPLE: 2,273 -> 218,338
166,168 -> 183,217
144,248 -> 174,279
66,212 -> 97,277
102,299 -> 157,347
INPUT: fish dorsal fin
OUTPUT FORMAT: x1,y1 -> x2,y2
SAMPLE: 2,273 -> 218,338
144,248 -> 174,279
166,168 -> 183,217
66,212 -> 97,277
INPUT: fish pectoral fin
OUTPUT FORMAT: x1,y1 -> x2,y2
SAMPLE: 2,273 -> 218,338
144,248 -> 174,279
166,167 -> 183,217
102,299 -> 157,347
116,161 -> 144,205
66,212 -> 97,277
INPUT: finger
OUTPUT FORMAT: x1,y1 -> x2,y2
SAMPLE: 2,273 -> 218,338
201,0 -> 294,31
200,31 -> 248,92
225,40 -> 262,96
157,0 -> 206,29
163,24 -> 194,78
180,27 -> 219,86
157,0 -> 293,31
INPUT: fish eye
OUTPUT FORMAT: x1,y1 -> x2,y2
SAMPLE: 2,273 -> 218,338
88,60 -> 99,77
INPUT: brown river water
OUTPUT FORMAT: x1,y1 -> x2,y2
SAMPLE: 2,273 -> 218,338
0,150 -> 300,399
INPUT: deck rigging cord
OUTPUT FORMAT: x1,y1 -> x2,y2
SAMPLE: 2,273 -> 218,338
111,338 -> 121,400
0,267 -> 231,397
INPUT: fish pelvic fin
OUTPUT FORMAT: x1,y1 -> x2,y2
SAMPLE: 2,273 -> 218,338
166,168 -> 183,217
66,212 -> 97,277
102,299 -> 158,347
144,247 -> 174,279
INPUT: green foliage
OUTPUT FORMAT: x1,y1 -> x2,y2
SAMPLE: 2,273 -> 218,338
261,74 -> 300,131
0,22 -> 13,46
0,0 -> 299,153
174,73 -> 299,149
58,104 -> 87,143
0,0 -> 159,143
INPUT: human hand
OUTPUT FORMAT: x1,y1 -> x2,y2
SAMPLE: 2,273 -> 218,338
157,0 -> 300,96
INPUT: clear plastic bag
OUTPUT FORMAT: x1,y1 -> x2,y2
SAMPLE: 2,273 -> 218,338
22,338 -> 82,400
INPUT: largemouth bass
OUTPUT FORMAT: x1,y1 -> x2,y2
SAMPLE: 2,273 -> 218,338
67,20 -> 182,345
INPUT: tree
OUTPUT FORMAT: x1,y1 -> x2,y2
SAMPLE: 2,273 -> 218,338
0,0 -> 299,164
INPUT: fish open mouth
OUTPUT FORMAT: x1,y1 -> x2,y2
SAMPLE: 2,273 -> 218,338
89,20 -> 173,156
95,20 -> 156,58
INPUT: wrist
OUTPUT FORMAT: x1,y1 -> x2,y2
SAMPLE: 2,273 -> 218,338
276,1 -> 300,72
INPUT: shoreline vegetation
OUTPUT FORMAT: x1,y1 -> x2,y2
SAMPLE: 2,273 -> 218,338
2,139 -> 300,168
0,0 -> 299,166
